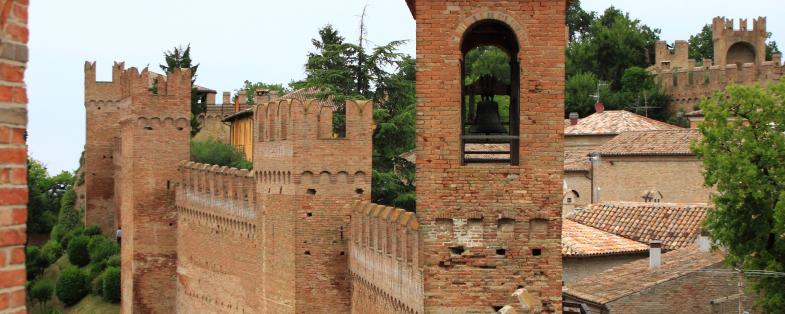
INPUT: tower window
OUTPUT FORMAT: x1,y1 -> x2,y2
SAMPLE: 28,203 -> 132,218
460,20 -> 520,165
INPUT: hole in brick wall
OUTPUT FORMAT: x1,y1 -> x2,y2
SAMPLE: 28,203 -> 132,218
340,226 -> 344,240
279,187 -> 282,194
177,127 -> 183,131
496,248 -> 507,256
355,188 -> 364,195
532,248 -> 542,256
306,189 -> 317,195
144,126 -> 153,130
332,240 -> 337,244
166,180 -> 170,190
304,251 -> 310,255
340,251 -> 345,255
98,107 -> 102,110
267,188 -> 271,194
492,306 -> 504,312
307,212 -> 312,217
169,222 -> 173,226
449,246 -> 465,255
517,285 -> 524,289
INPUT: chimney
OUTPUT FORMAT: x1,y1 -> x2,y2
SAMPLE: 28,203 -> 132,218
649,240 -> 662,268
222,91 -> 231,106
696,230 -> 712,252
594,101 -> 605,113
569,112 -> 579,125
255,89 -> 271,104
236,90 -> 247,113
773,53 -> 782,66
205,92 -> 216,105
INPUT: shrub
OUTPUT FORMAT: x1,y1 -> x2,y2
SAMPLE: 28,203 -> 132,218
30,279 -> 54,307
106,254 -> 120,268
49,225 -> 63,243
26,246 -> 45,280
102,266 -> 121,303
84,225 -> 102,236
56,267 -> 89,306
87,260 -> 107,281
88,237 -> 119,264
67,236 -> 90,267
41,240 -> 63,264
59,227 -> 83,249
190,139 -> 252,169
91,274 -> 103,296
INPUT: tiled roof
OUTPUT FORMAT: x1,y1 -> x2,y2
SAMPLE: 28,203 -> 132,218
562,220 -> 649,257
279,87 -> 336,108
569,202 -> 710,250
563,246 -> 725,305
564,150 -> 591,172
565,111 -> 682,136
597,129 -> 701,157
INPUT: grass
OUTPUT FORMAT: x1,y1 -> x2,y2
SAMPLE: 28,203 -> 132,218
30,256 -> 119,314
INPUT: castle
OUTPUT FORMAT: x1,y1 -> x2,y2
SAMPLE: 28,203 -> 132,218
82,1 -> 568,313
650,17 -> 783,113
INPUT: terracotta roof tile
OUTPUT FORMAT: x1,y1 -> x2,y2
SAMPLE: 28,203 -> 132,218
565,111 -> 682,136
562,220 -> 649,257
597,129 -> 702,156
569,202 -> 710,250
564,246 -> 725,304
564,150 -> 591,172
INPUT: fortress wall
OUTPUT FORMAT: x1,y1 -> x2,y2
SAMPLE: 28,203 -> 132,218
349,201 -> 423,314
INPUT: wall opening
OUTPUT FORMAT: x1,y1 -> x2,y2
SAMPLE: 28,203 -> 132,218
727,41 -> 756,65
449,246 -> 465,255
532,248 -> 542,256
496,248 -> 507,256
306,189 -> 317,195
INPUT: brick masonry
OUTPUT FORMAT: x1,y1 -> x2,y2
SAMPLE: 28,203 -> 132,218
0,0 -> 28,313
413,1 -> 566,313
596,156 -> 712,204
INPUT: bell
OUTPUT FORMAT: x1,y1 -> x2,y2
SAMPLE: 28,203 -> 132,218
469,98 -> 507,134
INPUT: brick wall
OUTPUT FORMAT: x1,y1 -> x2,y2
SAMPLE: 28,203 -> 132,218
596,156 -> 713,204
349,202 -> 423,314
414,1 -> 566,312
175,163 -> 259,313
0,0 -> 28,312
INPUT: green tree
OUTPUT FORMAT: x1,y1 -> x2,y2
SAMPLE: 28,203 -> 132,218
688,25 -> 714,62
30,279 -> 54,309
56,267 -> 89,306
67,235 -> 90,267
240,81 -> 288,104
765,32 -> 780,61
102,267 -> 121,303
27,159 -> 73,234
160,44 -> 205,136
692,80 -> 785,311
190,139 -> 252,170
567,0 -> 595,41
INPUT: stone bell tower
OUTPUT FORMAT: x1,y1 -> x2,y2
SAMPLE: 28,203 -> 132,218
408,0 -> 567,312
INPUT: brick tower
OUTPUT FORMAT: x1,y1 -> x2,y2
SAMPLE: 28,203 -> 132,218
712,17 -> 768,67
408,1 -> 567,312
111,66 -> 191,313
253,99 -> 373,313
84,62 -> 126,235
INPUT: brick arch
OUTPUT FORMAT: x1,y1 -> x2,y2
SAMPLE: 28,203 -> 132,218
452,10 -> 530,50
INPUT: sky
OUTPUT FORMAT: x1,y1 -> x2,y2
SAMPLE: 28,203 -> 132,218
27,0 -> 783,174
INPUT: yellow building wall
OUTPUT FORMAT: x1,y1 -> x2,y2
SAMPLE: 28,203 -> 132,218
229,117 -> 253,161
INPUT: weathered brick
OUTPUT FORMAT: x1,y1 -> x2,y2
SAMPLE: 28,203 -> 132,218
0,228 -> 25,246
0,269 -> 24,288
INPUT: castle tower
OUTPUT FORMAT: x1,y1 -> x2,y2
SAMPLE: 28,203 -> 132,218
253,99 -> 373,313
114,66 -> 191,313
713,17 -> 768,67
409,1 -> 566,312
84,61 -> 128,235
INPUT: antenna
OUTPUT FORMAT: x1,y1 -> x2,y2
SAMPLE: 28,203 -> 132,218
591,81 -> 608,104
632,91 -> 660,117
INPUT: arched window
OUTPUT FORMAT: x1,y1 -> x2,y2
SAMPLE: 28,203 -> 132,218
460,20 -> 520,165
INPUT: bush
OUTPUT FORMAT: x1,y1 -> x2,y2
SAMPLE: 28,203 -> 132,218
30,279 -> 54,307
50,224 -> 64,243
106,254 -> 120,268
102,266 -> 121,303
41,240 -> 63,264
190,139 -> 252,169
67,236 -> 90,267
56,267 -> 89,306
87,260 -> 107,281
84,225 -> 102,236
26,246 -> 46,280
91,274 -> 103,296
88,237 -> 119,264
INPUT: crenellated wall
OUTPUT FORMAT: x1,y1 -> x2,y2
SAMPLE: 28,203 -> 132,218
349,201 -> 423,314
175,161 -> 260,313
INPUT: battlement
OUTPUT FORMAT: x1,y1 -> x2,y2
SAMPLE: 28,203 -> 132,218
654,40 -> 690,69
349,201 -> 423,314
713,16 -> 766,35
254,98 -> 373,142
176,161 -> 257,222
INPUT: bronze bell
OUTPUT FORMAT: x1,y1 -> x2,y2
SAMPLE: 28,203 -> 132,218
470,97 -> 507,134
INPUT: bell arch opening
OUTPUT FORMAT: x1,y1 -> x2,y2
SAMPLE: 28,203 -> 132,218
460,19 -> 520,165
726,41 -> 756,65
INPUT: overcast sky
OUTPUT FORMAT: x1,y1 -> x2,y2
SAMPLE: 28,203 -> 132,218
28,0 -> 783,174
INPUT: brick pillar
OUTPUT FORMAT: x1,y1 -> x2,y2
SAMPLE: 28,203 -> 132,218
0,1 -> 29,313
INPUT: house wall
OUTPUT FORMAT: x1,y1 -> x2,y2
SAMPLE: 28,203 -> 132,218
596,156 -> 712,204
563,254 -> 646,284
229,116 -> 253,161
564,171 -> 591,216
565,135 -> 615,154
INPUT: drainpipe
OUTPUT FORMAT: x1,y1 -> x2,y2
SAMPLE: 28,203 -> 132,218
589,153 -> 601,203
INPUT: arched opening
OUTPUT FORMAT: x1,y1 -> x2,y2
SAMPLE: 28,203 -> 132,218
727,41 -> 756,65
460,19 -> 520,165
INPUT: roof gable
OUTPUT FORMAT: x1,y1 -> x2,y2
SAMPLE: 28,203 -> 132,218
597,129 -> 701,157
565,111 -> 681,136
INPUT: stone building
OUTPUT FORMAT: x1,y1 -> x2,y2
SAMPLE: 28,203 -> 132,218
650,17 -> 783,113
594,129 -> 711,204
563,245 -> 750,314
0,1 -> 30,312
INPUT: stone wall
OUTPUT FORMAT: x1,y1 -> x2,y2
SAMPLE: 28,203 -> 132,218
349,202 -> 423,314
0,0 -> 28,312
413,1 -> 567,312
175,162 -> 259,313
595,156 -> 712,204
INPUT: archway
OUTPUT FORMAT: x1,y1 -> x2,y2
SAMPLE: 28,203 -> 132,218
727,41 -> 756,65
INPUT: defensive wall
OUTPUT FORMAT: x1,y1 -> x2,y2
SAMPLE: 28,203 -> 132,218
349,201 -> 424,314
650,17 -> 783,112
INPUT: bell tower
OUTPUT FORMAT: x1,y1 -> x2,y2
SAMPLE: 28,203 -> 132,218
410,1 -> 567,313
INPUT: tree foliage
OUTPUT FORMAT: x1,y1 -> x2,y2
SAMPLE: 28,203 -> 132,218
56,267 -> 89,306
241,81 -> 288,104
190,139 -> 252,170
688,25 -> 714,62
692,80 -> 785,311
160,44 -> 206,136
27,159 -> 73,233
30,279 -> 54,308
67,235 -> 90,267
102,267 -> 121,303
